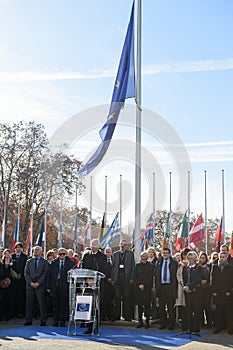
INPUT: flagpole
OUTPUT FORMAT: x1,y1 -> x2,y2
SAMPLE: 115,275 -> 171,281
135,0 -> 142,263
120,174 -> 122,236
222,169 -> 225,242
30,179 -> 35,256
90,176 -> 93,240
73,179 -> 78,253
152,173 -> 155,246
169,172 -> 172,253
105,175 -> 107,227
43,179 -> 48,258
188,171 -> 191,248
204,170 -> 208,254
17,178 -> 21,242
1,180 -> 7,248
58,178 -> 63,248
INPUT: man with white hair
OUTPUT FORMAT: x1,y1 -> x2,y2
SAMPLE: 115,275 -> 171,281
81,239 -> 107,334
24,245 -> 48,326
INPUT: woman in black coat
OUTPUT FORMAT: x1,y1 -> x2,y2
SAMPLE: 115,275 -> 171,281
182,251 -> 202,334
134,252 -> 154,328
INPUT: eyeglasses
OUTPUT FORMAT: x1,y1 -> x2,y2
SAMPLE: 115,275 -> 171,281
59,253 -> 66,256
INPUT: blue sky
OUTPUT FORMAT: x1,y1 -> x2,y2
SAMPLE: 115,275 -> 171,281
0,0 -> 233,239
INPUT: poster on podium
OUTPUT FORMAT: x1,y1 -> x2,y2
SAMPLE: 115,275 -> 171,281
75,295 -> 92,320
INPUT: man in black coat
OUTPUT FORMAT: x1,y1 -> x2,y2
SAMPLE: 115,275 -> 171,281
12,241 -> 27,318
155,247 -> 178,330
111,239 -> 135,321
81,239 -> 107,334
48,247 -> 75,327
212,251 -> 233,334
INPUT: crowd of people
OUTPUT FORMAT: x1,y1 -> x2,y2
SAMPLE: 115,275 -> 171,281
0,239 -> 233,335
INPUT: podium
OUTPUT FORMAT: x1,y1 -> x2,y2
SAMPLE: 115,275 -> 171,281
67,268 -> 105,336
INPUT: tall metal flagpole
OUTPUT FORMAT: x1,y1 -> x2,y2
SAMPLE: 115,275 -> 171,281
120,174 -> 122,236
73,180 -> 78,253
169,172 -> 172,253
204,170 -> 208,254
1,181 -> 7,247
17,179 -> 21,242
222,169 -> 225,242
135,0 -> 142,263
105,175 -> 107,227
152,172 -> 155,246
89,176 -> 93,240
30,179 -> 35,257
43,179 -> 48,258
188,171 -> 191,248
58,178 -> 63,248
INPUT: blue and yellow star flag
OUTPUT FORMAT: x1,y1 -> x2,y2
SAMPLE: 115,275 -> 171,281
79,2 -> 135,176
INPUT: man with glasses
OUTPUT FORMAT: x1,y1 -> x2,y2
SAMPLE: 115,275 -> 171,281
48,247 -> 75,327
155,247 -> 178,330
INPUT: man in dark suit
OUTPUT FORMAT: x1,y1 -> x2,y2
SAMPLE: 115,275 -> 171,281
48,247 -> 75,327
102,247 -> 114,321
81,239 -> 107,334
24,245 -> 48,326
12,241 -> 27,318
111,239 -> 135,321
155,247 -> 178,330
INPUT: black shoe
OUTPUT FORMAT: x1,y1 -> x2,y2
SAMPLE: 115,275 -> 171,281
52,322 -> 59,327
124,318 -> 132,321
159,325 -> 166,330
145,323 -> 150,329
83,329 -> 92,335
24,320 -> 32,326
136,322 -> 143,328
40,321 -> 46,326
168,325 -> 174,330
213,329 -> 221,334
59,321 -> 65,327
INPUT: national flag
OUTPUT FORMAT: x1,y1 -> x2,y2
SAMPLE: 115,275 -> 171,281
141,230 -> 149,252
98,213 -> 106,240
229,231 -> 233,257
189,213 -> 204,249
81,219 -> 91,251
146,213 -> 154,240
215,216 -> 224,253
11,219 -> 18,253
36,218 -> 45,247
25,216 -> 33,254
176,211 -> 188,251
100,212 -> 120,250
78,3 -> 135,176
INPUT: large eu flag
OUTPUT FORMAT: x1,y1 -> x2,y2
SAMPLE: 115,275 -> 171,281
79,2 -> 135,176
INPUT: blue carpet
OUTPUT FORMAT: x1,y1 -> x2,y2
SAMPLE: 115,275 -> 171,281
0,326 -> 207,348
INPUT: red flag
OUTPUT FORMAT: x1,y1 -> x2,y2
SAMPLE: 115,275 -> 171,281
25,216 -> 33,254
11,219 -> 19,253
189,214 -> 204,249
229,231 -> 233,257
215,217 -> 224,253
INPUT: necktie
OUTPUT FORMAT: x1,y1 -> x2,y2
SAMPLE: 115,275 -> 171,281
34,258 -> 38,270
59,260 -> 64,279
107,258 -> 112,265
163,260 -> 168,282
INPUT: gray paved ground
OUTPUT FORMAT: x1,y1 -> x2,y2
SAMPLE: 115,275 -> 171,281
0,318 -> 233,350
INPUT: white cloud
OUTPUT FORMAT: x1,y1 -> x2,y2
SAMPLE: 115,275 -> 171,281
1,58 -> 233,83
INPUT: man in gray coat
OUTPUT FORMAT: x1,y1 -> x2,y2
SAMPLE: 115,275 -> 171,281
112,239 -> 135,321
24,245 -> 48,326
